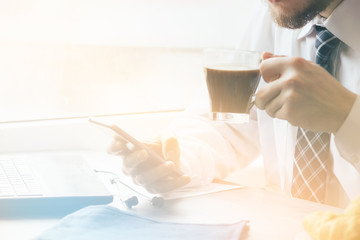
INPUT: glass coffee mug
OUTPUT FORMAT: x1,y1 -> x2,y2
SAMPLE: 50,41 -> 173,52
204,49 -> 261,123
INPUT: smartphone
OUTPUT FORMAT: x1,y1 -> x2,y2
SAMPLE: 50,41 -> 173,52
88,118 -> 183,176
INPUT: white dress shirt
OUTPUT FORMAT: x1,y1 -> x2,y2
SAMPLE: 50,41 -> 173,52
169,0 -> 360,208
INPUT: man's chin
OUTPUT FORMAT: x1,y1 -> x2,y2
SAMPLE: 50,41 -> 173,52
273,16 -> 309,29
269,7 -> 312,29
267,0 -> 333,29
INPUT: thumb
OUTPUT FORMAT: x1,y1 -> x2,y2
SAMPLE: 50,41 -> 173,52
260,52 -> 288,83
161,135 -> 181,167
262,51 -> 274,61
261,51 -> 287,61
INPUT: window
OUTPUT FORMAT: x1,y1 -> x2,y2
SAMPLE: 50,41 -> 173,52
0,0 -> 257,123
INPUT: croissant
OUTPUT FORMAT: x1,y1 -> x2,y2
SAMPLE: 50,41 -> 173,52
303,196 -> 360,240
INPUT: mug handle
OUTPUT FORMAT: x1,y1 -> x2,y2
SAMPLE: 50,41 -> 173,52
247,94 -> 256,112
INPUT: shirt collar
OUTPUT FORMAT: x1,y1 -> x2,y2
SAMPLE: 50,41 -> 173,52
297,16 -> 321,40
297,0 -> 360,52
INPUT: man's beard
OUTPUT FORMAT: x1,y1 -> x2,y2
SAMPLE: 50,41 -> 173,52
269,0 -> 334,29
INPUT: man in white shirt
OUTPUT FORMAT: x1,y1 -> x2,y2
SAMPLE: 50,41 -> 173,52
109,0 -> 360,208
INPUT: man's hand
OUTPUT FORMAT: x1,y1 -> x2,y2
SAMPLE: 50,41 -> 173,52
255,52 -> 357,133
107,133 -> 190,194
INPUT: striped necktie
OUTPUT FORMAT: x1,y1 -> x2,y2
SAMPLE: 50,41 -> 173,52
291,25 -> 341,203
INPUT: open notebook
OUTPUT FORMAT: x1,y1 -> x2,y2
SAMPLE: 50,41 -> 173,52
0,153 -> 113,217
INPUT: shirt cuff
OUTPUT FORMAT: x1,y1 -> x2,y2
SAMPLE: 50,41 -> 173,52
334,95 -> 360,170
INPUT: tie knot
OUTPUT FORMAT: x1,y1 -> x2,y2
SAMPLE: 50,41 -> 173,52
315,25 -> 341,73
315,26 -> 340,50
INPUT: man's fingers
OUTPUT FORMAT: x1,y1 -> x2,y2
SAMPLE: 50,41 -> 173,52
262,51 -> 287,60
161,135 -> 181,166
262,51 -> 275,61
255,80 -> 283,110
107,137 -> 128,155
109,132 -> 188,193
122,149 -> 149,175
143,136 -> 163,156
262,90 -> 285,118
260,54 -> 289,83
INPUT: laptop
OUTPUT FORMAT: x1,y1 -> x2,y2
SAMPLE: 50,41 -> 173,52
0,152 -> 113,218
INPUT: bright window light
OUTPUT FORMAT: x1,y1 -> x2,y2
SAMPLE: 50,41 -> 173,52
0,0 -> 257,122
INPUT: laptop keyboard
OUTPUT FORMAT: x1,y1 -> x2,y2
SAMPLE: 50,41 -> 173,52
0,158 -> 43,197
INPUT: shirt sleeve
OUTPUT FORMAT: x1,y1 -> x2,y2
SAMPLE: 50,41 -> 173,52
167,109 -> 261,187
334,95 -> 360,173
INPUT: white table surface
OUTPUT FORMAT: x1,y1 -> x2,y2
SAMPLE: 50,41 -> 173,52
1,186 -> 344,240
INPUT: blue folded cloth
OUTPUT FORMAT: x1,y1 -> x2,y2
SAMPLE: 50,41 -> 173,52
35,205 -> 248,240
